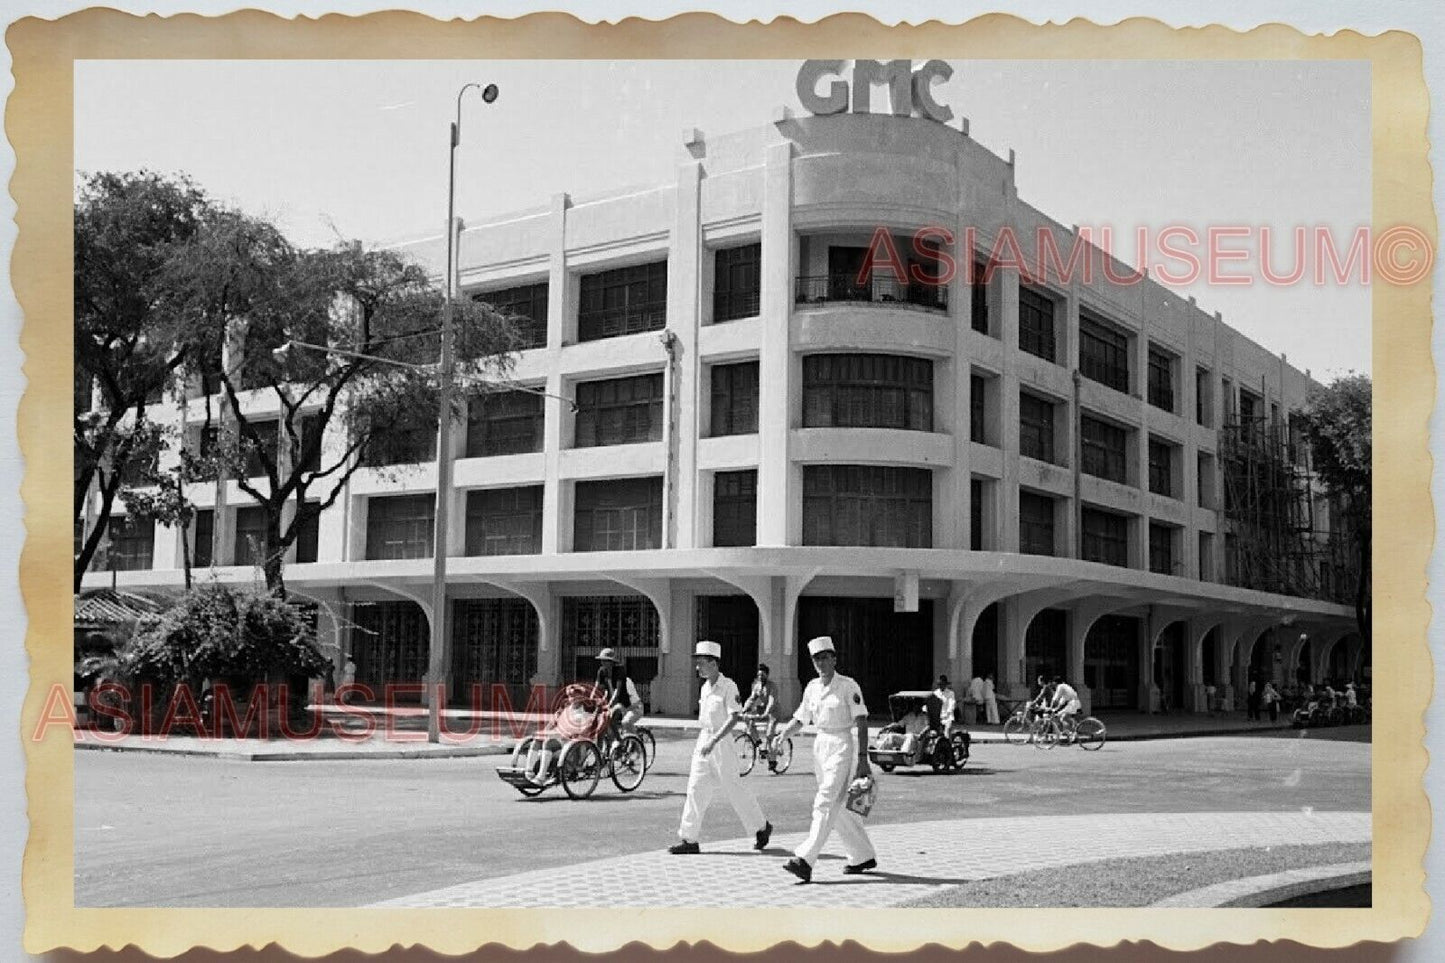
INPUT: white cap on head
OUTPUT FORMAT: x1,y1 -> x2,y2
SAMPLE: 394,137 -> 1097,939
806,636 -> 836,657
694,640 -> 722,660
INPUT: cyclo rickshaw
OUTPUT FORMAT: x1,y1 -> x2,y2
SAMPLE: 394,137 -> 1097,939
495,685 -> 649,799
867,690 -> 971,773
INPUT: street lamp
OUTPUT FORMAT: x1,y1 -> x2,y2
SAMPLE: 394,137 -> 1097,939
427,81 -> 500,743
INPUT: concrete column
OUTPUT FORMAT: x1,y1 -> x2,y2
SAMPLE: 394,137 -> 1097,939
767,576 -> 803,713
1000,597 -> 1029,699
669,160 -> 703,550
659,583 -> 699,716
998,270 -> 1021,552
952,209 -> 974,552
1065,608 -> 1091,716
1137,616 -> 1158,712
533,594 -> 563,688
540,192 -> 570,554
757,141 -> 794,546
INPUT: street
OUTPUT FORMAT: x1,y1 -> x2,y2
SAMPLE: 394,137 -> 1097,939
74,728 -> 1369,907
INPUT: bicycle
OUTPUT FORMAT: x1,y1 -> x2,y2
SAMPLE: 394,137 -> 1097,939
733,715 -> 794,776
1003,702 -> 1045,744
623,721 -> 657,771
1029,708 -> 1107,751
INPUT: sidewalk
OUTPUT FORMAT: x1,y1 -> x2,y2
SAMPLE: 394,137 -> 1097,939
73,706 -> 1311,760
373,810 -> 1371,908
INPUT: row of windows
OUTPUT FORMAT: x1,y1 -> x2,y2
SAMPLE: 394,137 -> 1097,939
94,473 -> 1204,573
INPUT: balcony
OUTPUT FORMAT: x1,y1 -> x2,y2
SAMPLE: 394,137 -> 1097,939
794,274 -> 947,314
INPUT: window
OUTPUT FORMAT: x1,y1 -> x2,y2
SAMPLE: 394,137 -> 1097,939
1239,387 -> 1258,424
241,420 -> 281,478
1019,391 -> 1055,463
465,486 -> 543,556
795,244 -> 947,310
1199,531 -> 1214,581
578,260 -> 667,341
573,477 -> 663,551
1196,367 -> 1212,426
294,506 -> 319,563
1148,437 -> 1176,498
1149,523 -> 1176,575
1079,311 -> 1130,392
802,465 -> 932,548
1081,415 -> 1128,484
192,508 -> 213,568
474,281 -> 548,349
466,390 -> 544,457
105,515 -> 154,571
233,505 -> 269,567
361,417 -> 436,468
970,478 -> 985,550
711,362 -> 759,436
366,494 -> 435,560
970,375 -> 988,444
713,244 -> 761,323
1197,451 -> 1216,508
801,354 -> 933,431
1019,491 -> 1055,556
1018,286 -> 1056,362
574,373 -> 665,447
1147,346 -> 1175,412
1081,507 -> 1128,567
970,259 -> 990,334
1222,378 -> 1236,423
712,470 -> 757,547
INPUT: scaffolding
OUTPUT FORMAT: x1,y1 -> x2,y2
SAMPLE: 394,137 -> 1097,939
1220,414 -> 1354,603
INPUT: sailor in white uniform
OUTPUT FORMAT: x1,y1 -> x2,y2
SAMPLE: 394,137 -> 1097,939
770,635 -> 876,882
668,640 -> 773,855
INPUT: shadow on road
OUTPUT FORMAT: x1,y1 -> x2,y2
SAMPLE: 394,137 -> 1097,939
888,766 -> 1006,777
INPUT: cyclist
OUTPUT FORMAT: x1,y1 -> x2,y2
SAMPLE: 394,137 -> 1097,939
594,648 -> 642,747
1049,676 -> 1082,738
1026,675 -> 1054,724
742,663 -> 781,769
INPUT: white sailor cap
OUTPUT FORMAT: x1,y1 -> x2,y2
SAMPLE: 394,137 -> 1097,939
806,636 -> 836,657
694,640 -> 722,660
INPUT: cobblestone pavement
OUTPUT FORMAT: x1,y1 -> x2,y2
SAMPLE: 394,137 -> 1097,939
374,810 -> 1370,908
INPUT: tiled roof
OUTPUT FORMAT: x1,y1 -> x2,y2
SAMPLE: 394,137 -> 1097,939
74,590 -> 167,626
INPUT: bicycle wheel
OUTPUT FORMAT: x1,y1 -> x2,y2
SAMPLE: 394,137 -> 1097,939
733,732 -> 757,777
771,737 -> 794,774
512,736 -> 548,796
1003,714 -> 1028,745
1034,718 -> 1060,749
559,740 -> 602,800
635,726 -> 657,770
950,732 -> 970,768
1075,716 -> 1106,750
609,734 -> 647,792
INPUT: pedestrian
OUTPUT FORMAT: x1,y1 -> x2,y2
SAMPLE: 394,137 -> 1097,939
669,640 -> 772,855
770,635 -> 876,883
966,674 -> 985,725
1263,681 -> 1280,722
1246,678 -> 1260,721
983,672 -> 1000,725
932,675 -> 957,734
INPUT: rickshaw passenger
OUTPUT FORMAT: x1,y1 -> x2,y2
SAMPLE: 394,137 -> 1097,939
594,648 -> 641,745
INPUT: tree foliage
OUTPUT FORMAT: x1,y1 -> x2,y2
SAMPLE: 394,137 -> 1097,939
74,171 -> 211,589
1297,372 -> 1371,644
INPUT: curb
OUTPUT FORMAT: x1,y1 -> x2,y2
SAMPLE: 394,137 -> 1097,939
1151,861 -> 1371,907
74,740 -> 510,762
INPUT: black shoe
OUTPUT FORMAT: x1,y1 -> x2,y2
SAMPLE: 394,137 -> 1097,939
754,821 -> 773,851
843,858 -> 878,875
668,840 -> 700,855
783,857 -> 812,883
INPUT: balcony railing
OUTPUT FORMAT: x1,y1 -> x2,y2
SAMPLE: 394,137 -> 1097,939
794,274 -> 948,313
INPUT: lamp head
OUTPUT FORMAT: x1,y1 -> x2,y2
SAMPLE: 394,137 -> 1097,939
271,342 -> 293,364
481,83 -> 499,104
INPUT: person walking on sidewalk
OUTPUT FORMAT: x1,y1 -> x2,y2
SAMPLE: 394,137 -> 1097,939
983,672 -> 1000,725
770,635 -> 876,883
1246,678 -> 1261,721
1263,681 -> 1281,722
669,640 -> 772,856
966,674 -> 985,725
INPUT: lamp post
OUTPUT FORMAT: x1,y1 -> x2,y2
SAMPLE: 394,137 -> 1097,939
427,81 -> 500,743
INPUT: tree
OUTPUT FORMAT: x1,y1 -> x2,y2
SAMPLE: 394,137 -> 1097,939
74,171 -> 213,590
1297,373 -> 1371,645
166,221 -> 525,595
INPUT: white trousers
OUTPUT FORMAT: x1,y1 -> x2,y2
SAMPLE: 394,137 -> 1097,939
984,695 -> 1000,725
678,731 -> 765,843
794,730 -> 875,867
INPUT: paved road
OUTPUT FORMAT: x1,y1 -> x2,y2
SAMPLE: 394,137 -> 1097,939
74,728 -> 1369,907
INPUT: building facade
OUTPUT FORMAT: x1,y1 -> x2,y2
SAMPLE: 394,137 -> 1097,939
80,107 -> 1363,717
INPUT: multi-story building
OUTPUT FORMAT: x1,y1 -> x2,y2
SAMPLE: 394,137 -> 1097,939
80,98 -> 1363,717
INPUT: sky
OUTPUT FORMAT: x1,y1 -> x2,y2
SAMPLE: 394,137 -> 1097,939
74,58 -> 1371,378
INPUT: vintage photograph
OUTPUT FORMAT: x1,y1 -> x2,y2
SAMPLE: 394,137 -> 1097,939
64,53 -> 1379,917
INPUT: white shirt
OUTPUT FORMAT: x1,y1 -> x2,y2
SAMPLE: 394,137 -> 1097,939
967,677 -> 985,702
793,673 -> 869,732
697,675 -> 742,735
932,686 -> 956,721
1051,682 -> 1080,707
625,677 -> 641,708
983,678 -> 996,701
